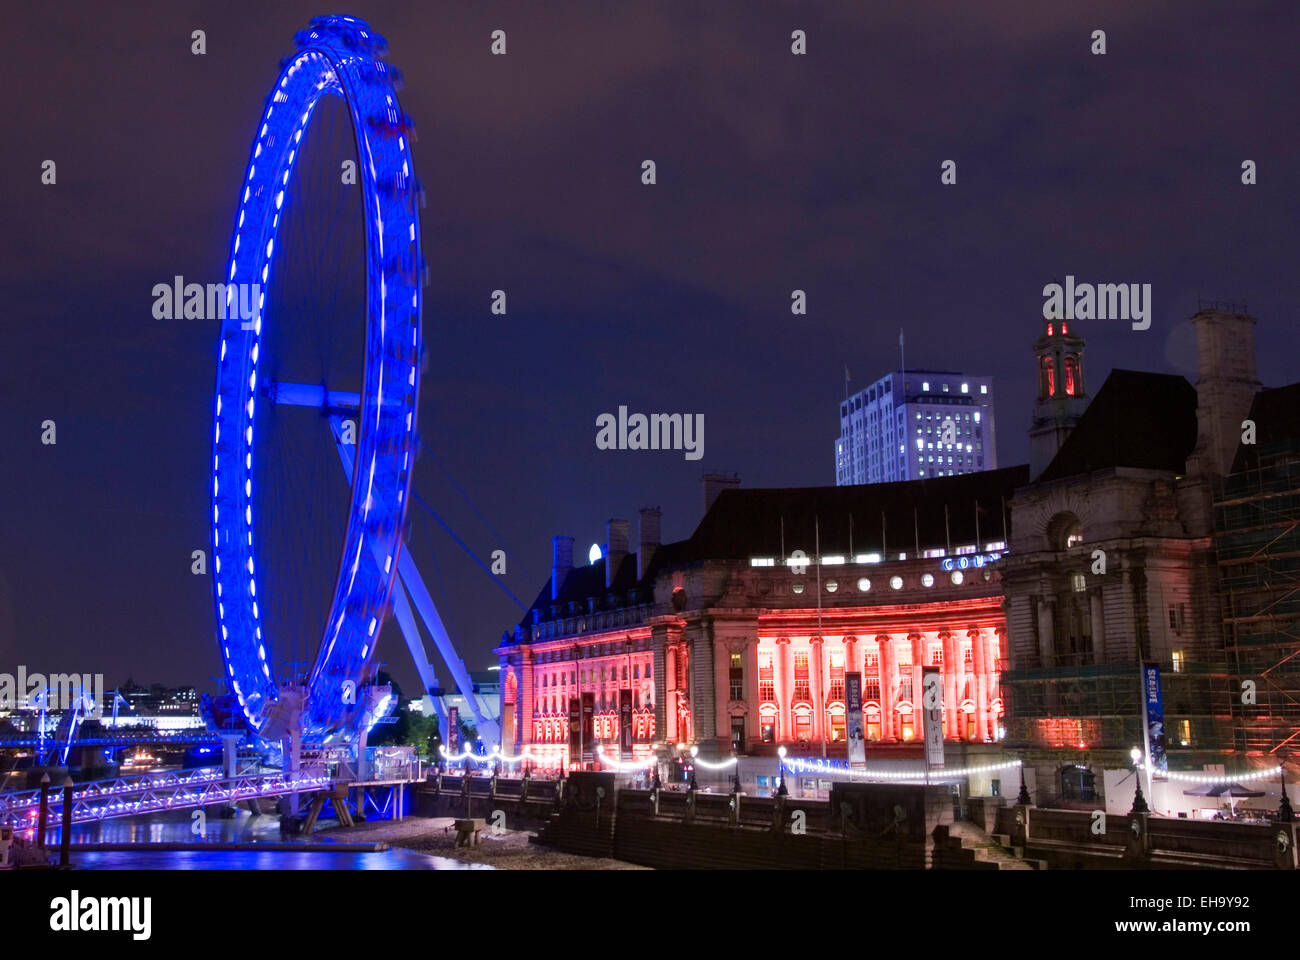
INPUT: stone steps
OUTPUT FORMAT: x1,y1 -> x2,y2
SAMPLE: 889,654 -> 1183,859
949,821 -> 1045,870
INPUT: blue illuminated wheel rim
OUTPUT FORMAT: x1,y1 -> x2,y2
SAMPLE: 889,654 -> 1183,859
210,16 -> 421,739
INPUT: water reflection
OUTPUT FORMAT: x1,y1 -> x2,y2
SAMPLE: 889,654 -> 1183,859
74,848 -> 490,870
40,809 -> 490,870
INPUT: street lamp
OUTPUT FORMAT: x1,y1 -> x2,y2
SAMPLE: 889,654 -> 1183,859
688,745 -> 699,792
1279,766 -> 1293,823
1129,747 -> 1149,815
776,745 -> 789,797
1015,755 -> 1032,806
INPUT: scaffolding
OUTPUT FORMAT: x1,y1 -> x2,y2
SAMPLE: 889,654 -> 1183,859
1214,436 -> 1300,757
1001,662 -> 1225,753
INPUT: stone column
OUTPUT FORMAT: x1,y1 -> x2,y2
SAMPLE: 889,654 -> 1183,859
651,623 -> 669,746
664,642 -> 678,743
1090,588 -> 1107,664
942,631 -> 958,740
810,635 -> 825,742
909,632 -> 925,741
777,637 -> 792,742
518,648 -> 535,746
970,628 -> 988,742
878,634 -> 896,741
505,665 -> 521,751
843,635 -> 858,678
743,637 -> 761,746
993,628 -> 1007,714
714,635 -> 734,755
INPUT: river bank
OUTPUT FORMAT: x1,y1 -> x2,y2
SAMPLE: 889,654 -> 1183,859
316,816 -> 648,869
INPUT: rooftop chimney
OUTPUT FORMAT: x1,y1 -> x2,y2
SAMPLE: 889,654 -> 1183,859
551,535 -> 574,600
606,519 -> 629,588
638,507 -> 662,580
1188,308 -> 1262,477
702,471 -> 740,517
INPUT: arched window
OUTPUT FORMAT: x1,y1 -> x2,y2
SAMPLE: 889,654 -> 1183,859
1046,512 -> 1083,552
1038,356 -> 1055,398
1064,355 -> 1081,396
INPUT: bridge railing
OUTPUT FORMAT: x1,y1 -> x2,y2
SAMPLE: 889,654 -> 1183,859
0,767 -> 227,820
0,767 -> 333,828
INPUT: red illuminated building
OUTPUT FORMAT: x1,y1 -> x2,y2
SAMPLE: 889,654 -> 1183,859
496,469 -> 1025,766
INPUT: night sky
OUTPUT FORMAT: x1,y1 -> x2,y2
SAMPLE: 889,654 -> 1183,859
3,1 -> 1299,698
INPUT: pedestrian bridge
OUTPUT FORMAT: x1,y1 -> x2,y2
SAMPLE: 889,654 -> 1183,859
0,761 -> 422,833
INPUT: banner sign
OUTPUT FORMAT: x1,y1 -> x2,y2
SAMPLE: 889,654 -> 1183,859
581,692 -> 595,763
1143,663 -> 1167,772
921,666 -> 944,768
619,689 -> 634,759
447,706 -> 460,755
568,697 -> 582,763
845,672 -> 866,769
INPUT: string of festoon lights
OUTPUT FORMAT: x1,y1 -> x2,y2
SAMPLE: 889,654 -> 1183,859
1136,762 -> 1283,785
593,746 -> 657,771
781,756 -> 1023,781
438,745 -> 566,765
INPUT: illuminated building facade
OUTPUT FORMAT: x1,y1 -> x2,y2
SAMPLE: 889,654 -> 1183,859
496,469 -> 1025,766
495,518 -> 662,768
1001,308 -> 1293,814
835,369 -> 997,486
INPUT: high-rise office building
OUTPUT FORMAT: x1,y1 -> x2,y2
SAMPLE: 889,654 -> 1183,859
835,370 -> 997,485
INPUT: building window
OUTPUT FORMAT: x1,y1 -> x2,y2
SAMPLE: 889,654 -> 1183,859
729,653 -> 744,701
1168,604 -> 1186,633
1171,649 -> 1185,673
1178,718 -> 1191,746
793,653 -> 810,702
890,576 -> 903,590
1071,572 -> 1086,592
760,719 -> 775,743
795,714 -> 811,743
1039,356 -> 1055,398
1064,355 -> 1081,396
